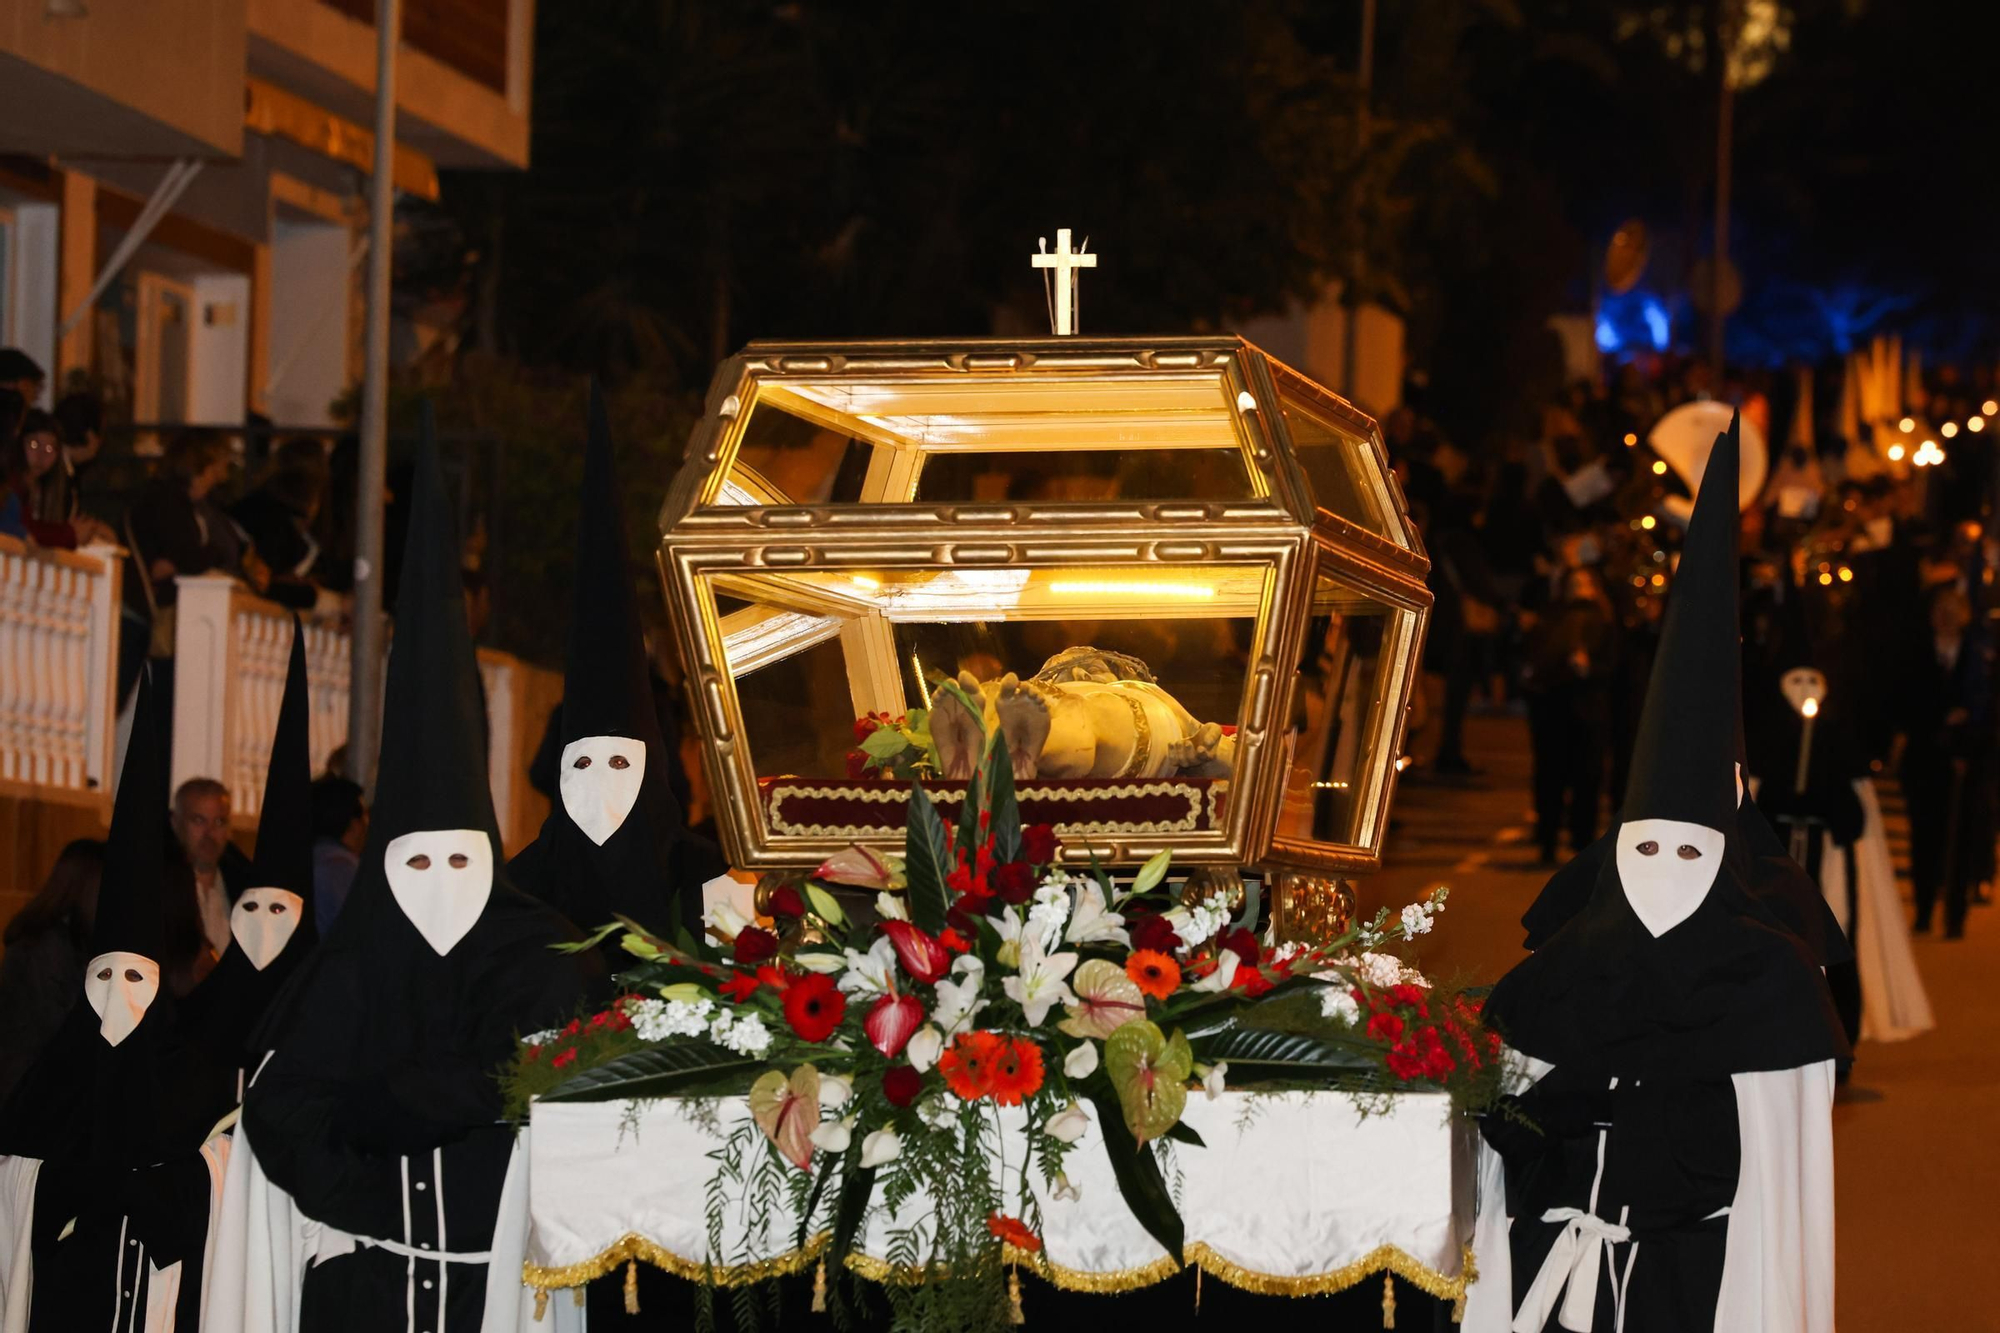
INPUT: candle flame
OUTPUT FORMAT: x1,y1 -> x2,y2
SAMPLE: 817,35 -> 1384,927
1801,698 -> 1820,719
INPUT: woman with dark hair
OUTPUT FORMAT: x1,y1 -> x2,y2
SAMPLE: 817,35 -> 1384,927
230,436 -> 331,611
0,839 -> 106,1104
118,428 -> 243,703
1,407 -> 114,549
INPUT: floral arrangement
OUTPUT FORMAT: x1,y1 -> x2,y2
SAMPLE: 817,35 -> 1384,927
846,709 -> 940,780
509,719 -> 1494,1331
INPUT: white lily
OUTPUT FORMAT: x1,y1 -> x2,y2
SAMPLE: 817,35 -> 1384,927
1002,934 -> 1079,1027
1045,1101 -> 1090,1144
809,1114 -> 857,1154
992,906 -> 1025,969
931,956 -> 988,1035
702,899 -> 751,943
905,1025 -> 944,1072
1063,878 -> 1129,948
837,935 -> 898,998
1202,1061 -> 1229,1101
791,951 -> 846,976
1063,1041 -> 1099,1079
1188,950 -> 1241,993
819,1073 -> 853,1109
1051,1172 -> 1082,1203
859,1127 -> 902,1169
875,890 -> 910,922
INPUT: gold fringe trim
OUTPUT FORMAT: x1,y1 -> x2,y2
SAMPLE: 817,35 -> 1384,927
525,1232 -> 1476,1316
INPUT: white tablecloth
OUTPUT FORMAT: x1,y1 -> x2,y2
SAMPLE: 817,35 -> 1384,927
523,1090 -> 1476,1310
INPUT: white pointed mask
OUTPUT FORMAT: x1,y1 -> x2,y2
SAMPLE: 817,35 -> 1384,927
84,951 -> 160,1047
232,887 -> 305,971
1617,818 -> 1726,937
1780,668 -> 1826,718
559,735 -> 646,846
385,830 -> 493,956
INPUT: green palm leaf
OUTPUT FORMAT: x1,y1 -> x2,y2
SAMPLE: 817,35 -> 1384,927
537,1041 -> 760,1103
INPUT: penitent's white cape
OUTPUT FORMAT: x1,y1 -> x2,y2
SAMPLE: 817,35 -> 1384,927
203,1116 -> 572,1333
0,1136 -> 231,1333
1819,778 -> 1934,1042
1465,1052 -> 1836,1333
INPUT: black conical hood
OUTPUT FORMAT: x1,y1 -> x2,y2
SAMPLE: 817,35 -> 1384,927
1773,577 -> 1818,675
250,616 -> 317,902
94,669 -> 169,962
1622,413 -> 1741,831
368,418 -> 498,850
561,384 -> 660,748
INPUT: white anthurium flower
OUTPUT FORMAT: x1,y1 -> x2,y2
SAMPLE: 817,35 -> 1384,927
1188,950 -> 1241,993
1203,1061 -> 1229,1101
931,957 -> 989,1036
838,935 -> 899,997
917,1095 -> 953,1130
906,1026 -> 945,1072
809,1114 -> 857,1154
792,950 -> 846,976
1002,934 -> 1079,1027
1063,878 -> 1129,948
1063,1040 -> 1099,1079
1045,1101 -> 1090,1145
1052,1172 -> 1082,1203
702,898 -> 751,943
819,1073 -> 853,1109
875,890 -> 910,922
859,1127 -> 902,1169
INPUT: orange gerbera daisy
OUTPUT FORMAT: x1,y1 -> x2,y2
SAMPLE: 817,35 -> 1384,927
1125,949 -> 1182,1001
987,1212 -> 1043,1254
939,1030 -> 1006,1101
986,1037 -> 1046,1106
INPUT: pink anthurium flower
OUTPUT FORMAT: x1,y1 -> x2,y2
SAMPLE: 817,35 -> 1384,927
866,992 -> 924,1058
881,920 -> 951,985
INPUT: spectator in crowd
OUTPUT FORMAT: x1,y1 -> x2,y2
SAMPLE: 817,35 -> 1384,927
1521,563 -> 1618,863
308,773 -> 367,935
0,347 -> 45,404
52,388 -> 104,472
231,435 -> 332,611
2,406 -> 114,548
119,428 -> 244,703
1901,584 -> 1991,939
0,839 -> 105,1106
167,775 -> 249,993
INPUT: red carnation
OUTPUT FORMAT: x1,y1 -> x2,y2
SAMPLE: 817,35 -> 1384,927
733,927 -> 780,965
782,973 -> 847,1043
938,927 -> 972,954
1367,1012 -> 1406,1044
854,716 -> 879,743
883,1064 -> 924,1108
768,885 -> 807,920
882,920 -> 951,984
552,1048 -> 578,1069
1022,824 -> 1059,865
846,750 -> 871,779
992,861 -> 1037,905
1128,912 -> 1183,955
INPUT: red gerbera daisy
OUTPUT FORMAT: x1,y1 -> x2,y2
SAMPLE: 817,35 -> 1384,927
781,973 -> 847,1043
986,1037 -> 1046,1106
939,1030 -> 1006,1101
986,1212 -> 1042,1253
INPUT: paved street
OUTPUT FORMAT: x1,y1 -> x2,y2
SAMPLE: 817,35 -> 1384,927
1358,712 -> 1985,1329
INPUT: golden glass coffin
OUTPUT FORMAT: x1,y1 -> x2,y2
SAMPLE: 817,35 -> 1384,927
659,337 -> 1430,877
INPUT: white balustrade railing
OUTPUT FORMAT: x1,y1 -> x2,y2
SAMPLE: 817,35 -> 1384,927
0,536 -> 122,801
169,574 -> 544,847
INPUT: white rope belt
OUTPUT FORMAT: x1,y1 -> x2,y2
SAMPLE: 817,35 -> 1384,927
357,1234 -> 493,1265
1513,1207 -> 1632,1333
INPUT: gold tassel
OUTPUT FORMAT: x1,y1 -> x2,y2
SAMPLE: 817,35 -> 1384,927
625,1258 -> 640,1315
573,1286 -> 585,1308
1195,1263 -> 1202,1314
1381,1271 -> 1395,1328
812,1258 -> 827,1313
532,1288 -> 548,1322
1008,1264 -> 1025,1325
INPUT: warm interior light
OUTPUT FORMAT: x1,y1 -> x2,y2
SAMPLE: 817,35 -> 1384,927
1311,780 -> 1353,789
1650,573 -> 1666,587
1623,433 -> 1638,447
1943,421 -> 1960,438
1048,581 -> 1218,598
1971,417 -> 1987,433
1818,571 -> 1834,585
1640,515 -> 1657,530
1986,400 -> 1999,416
1801,697 -> 1820,719
850,575 -> 881,589
912,654 -> 933,709
1651,460 -> 1668,475
1887,443 -> 1906,461
1899,416 -> 1917,433
1838,566 -> 1854,583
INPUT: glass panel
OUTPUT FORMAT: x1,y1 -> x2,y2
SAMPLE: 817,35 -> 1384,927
1274,574 -> 1398,847
710,564 -> 1266,784
712,374 -> 1259,507
1278,400 -> 1391,537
